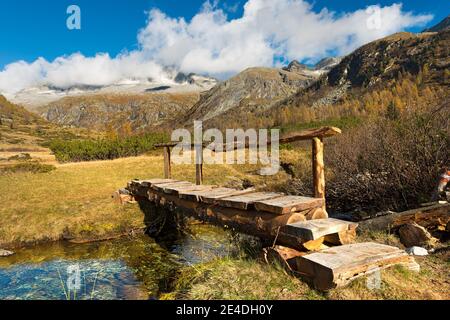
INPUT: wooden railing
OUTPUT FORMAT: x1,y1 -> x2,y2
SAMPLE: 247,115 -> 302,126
155,126 -> 341,201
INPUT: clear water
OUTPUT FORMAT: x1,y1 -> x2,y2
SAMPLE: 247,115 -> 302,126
0,225 -> 237,300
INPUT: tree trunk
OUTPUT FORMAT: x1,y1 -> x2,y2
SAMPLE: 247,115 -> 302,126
325,228 -> 357,245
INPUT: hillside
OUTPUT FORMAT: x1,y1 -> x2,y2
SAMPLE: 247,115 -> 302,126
0,95 -> 44,126
198,28 -> 449,129
423,15 -> 450,32
42,92 -> 200,132
181,60 -> 338,125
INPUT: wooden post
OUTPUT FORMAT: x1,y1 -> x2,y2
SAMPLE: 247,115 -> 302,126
312,137 -> 325,202
163,146 -> 171,179
195,144 -> 203,185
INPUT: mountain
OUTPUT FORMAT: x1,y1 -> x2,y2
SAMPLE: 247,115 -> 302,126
42,92 -> 200,132
8,71 -> 217,112
182,27 -> 449,129
0,95 -> 44,126
272,29 -> 449,112
12,71 -> 218,132
423,15 -> 450,33
182,60 -> 336,124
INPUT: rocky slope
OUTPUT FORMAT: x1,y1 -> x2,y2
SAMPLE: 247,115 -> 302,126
9,71 -> 217,112
0,95 -> 44,126
43,92 -> 200,132
423,15 -> 450,33
182,60 -> 337,124
273,27 -> 450,112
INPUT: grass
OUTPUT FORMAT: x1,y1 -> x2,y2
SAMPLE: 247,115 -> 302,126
163,245 -> 449,300
162,257 -> 321,300
0,143 -> 448,300
0,151 -> 292,248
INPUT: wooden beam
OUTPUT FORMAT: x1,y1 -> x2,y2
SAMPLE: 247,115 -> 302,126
312,137 -> 325,201
358,203 -> 450,231
163,146 -> 171,179
279,126 -> 341,143
154,126 -> 342,149
294,242 -> 419,291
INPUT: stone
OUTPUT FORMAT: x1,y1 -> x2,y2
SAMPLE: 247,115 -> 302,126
406,246 -> 428,256
398,223 -> 438,248
0,249 -> 14,257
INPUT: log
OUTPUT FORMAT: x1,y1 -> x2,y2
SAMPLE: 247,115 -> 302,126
254,196 -> 324,215
359,203 -> 450,231
141,187 -> 314,250
324,228 -> 357,245
305,207 -> 328,220
294,242 -> 420,291
263,246 -> 306,272
154,126 -> 342,149
398,223 -> 438,248
302,237 -> 325,251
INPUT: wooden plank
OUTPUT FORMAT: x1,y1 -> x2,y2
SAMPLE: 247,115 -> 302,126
282,218 -> 358,241
178,186 -> 222,201
160,182 -> 198,194
254,196 -> 325,215
199,188 -> 256,204
216,192 -> 284,210
162,183 -> 211,195
151,181 -> 192,192
140,179 -> 178,187
294,242 -> 419,291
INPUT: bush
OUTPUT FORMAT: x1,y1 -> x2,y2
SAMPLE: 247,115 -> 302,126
325,102 -> 449,213
0,162 -> 56,174
49,132 -> 168,163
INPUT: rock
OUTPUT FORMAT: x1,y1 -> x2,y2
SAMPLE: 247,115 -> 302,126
118,188 -> 130,195
398,223 -> 438,248
282,60 -> 309,73
406,246 -> 429,256
112,191 -> 135,205
0,249 -> 14,257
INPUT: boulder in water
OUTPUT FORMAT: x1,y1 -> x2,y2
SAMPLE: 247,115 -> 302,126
0,249 -> 14,257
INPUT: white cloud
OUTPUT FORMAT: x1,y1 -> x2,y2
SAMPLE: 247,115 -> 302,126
0,0 -> 433,95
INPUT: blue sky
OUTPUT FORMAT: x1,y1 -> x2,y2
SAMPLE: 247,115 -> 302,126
0,0 -> 448,68
0,0 -> 448,94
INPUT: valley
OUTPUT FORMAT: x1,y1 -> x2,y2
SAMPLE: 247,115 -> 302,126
0,13 -> 449,301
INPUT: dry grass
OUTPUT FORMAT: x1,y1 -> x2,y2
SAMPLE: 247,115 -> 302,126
162,258 -> 323,300
0,151 -> 292,248
164,244 -> 449,300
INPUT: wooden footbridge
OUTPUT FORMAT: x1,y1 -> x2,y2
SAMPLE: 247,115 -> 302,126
124,127 -> 419,291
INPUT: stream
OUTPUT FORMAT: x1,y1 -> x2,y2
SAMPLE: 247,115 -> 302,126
0,225 -> 240,300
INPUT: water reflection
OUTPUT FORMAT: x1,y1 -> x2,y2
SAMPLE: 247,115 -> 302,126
0,224 -> 236,300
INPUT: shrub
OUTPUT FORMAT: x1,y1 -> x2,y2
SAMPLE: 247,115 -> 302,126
0,162 -> 56,174
49,132 -> 168,163
325,102 -> 449,213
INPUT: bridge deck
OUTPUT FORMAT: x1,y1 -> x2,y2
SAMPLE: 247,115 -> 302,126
130,179 -> 323,214
125,178 -> 419,291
